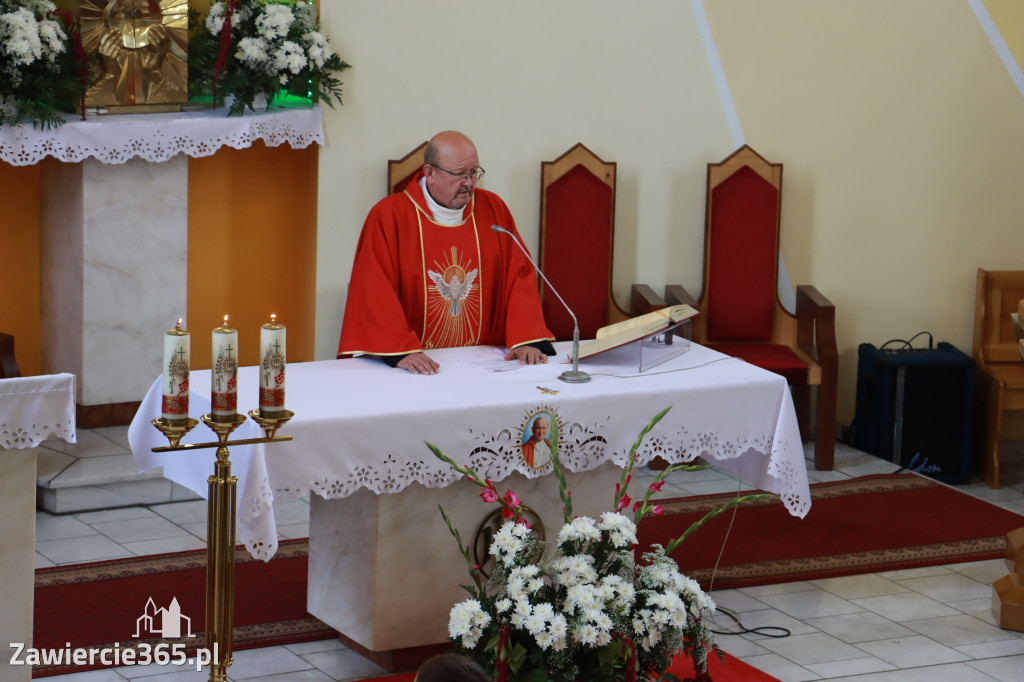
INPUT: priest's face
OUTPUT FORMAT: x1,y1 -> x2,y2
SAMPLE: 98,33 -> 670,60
425,136 -> 480,210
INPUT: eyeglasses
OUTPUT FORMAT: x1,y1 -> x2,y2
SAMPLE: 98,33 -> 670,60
430,164 -> 485,182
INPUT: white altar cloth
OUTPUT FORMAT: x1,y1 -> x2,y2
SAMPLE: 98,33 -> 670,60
0,373 -> 77,449
0,372 -> 75,682
0,105 -> 324,166
129,342 -> 810,561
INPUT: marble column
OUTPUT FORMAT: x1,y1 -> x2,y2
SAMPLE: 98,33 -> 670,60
0,448 -> 36,682
40,156 -> 188,419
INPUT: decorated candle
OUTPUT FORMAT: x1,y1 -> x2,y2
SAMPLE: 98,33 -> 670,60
259,314 -> 287,415
211,316 -> 239,422
162,319 -> 190,422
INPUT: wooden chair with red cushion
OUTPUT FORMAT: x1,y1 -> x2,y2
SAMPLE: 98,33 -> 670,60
387,141 -> 428,196
666,145 -> 838,470
538,143 -> 663,341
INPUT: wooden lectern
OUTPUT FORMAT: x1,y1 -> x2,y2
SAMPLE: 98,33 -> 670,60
993,527 -> 1024,632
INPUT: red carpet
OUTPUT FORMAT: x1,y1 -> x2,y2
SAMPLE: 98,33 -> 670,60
364,650 -> 779,682
33,473 -> 1020,678
33,539 -> 330,677
638,473 -> 1024,589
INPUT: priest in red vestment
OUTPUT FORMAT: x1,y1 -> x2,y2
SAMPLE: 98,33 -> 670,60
338,131 -> 555,374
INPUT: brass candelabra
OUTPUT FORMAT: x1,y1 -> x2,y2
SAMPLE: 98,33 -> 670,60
152,409 -> 294,682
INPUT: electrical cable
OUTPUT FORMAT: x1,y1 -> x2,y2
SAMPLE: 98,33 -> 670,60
702,467 -> 792,639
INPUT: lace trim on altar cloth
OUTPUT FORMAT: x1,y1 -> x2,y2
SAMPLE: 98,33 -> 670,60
236,416 -> 808,561
0,374 -> 77,450
0,106 -> 324,166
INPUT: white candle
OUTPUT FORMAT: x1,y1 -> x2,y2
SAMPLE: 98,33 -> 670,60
162,319 -> 190,422
259,314 -> 286,415
211,315 -> 238,421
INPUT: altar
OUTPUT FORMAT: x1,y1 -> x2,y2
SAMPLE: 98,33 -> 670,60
129,341 -> 810,655
0,373 -> 76,682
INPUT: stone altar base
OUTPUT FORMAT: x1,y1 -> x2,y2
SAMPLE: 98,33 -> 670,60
0,448 -> 36,682
307,462 -> 625,666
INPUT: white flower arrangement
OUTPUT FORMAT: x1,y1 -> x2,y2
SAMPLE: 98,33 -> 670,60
429,407 -> 770,682
0,0 -> 87,128
189,0 -> 350,116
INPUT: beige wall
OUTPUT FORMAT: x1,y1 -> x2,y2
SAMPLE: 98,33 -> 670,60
316,1 -> 1024,424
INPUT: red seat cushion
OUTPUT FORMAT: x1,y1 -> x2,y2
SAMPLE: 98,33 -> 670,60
708,342 -> 809,385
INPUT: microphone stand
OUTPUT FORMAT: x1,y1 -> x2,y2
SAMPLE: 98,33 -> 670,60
491,225 -> 591,383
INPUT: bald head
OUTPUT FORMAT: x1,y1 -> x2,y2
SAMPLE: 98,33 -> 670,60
423,131 -> 481,210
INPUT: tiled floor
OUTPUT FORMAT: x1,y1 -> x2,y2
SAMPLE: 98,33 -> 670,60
33,433 -> 1024,681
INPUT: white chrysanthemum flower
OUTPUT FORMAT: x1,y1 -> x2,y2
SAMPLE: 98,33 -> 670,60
235,36 -> 269,65
534,630 -> 554,649
574,623 -> 599,645
533,602 -> 554,621
524,612 -> 547,635
448,600 -> 491,649
37,19 -> 66,59
275,40 -> 307,75
303,30 -> 330,68
557,516 -> 600,544
205,2 -> 226,35
256,3 -> 293,39
548,613 -> 568,639
1,8 -> 43,65
495,598 -> 512,613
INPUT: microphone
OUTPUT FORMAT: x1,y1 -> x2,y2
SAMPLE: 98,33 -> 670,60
491,225 -> 590,384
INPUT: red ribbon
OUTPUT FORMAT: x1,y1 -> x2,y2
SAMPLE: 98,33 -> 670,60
212,0 -> 241,108
496,624 -> 510,682
613,632 -> 637,682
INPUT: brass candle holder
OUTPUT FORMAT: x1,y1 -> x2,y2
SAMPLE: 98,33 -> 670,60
152,410 -> 293,682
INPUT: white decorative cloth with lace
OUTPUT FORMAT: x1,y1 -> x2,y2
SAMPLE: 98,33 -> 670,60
128,342 -> 812,561
0,373 -> 77,449
0,106 -> 324,166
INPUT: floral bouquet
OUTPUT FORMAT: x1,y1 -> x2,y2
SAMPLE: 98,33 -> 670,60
0,0 -> 88,129
189,0 -> 350,116
428,407 -> 771,682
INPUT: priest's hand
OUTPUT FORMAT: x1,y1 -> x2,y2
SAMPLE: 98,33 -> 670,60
505,346 -> 548,365
397,352 -> 440,375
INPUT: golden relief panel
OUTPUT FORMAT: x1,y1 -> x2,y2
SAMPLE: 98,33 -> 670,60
58,0 -> 189,111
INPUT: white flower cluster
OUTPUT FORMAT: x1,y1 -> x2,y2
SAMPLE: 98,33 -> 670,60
207,0 -> 334,86
0,1 -> 66,84
632,553 -> 716,652
598,511 -> 638,548
490,519 -> 531,567
449,599 -> 492,649
205,2 -> 226,35
256,4 -> 291,39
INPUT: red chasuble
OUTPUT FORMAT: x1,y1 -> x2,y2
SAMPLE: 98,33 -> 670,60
338,172 -> 554,357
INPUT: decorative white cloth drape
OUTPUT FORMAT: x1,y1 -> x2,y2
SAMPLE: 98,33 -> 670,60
129,342 -> 812,561
0,106 -> 324,166
0,373 -> 76,449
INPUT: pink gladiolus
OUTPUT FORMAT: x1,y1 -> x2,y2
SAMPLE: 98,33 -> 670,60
480,487 -> 499,503
503,490 -> 521,508
632,501 -> 642,513
617,494 -> 631,511
649,480 -> 665,493
501,506 -> 514,520
651,504 -> 664,516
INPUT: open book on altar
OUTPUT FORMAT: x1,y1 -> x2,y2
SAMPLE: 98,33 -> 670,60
570,304 -> 699,362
